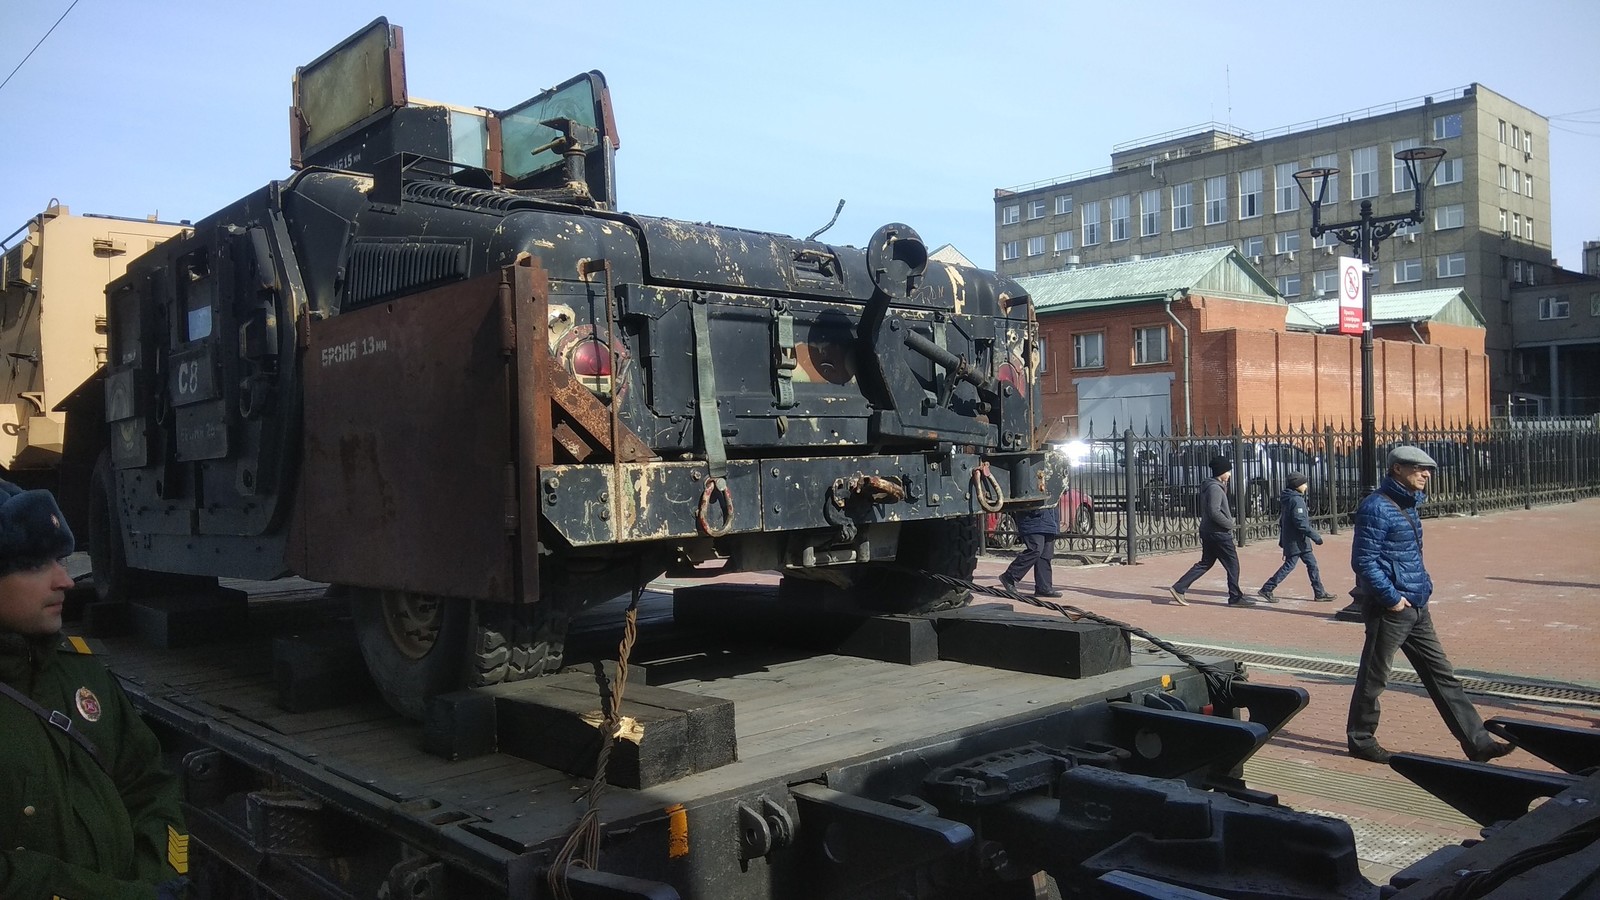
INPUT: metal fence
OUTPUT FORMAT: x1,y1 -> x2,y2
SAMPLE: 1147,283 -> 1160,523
1007,417 -> 1600,563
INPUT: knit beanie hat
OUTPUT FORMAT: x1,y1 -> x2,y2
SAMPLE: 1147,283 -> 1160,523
1286,472 -> 1309,491
1208,456 -> 1232,477
0,480 -> 76,578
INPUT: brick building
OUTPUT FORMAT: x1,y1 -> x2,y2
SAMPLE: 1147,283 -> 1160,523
996,84 -> 1548,413
1020,249 -> 1490,437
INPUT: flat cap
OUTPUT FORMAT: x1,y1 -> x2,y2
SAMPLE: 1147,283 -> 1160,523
1387,445 -> 1438,469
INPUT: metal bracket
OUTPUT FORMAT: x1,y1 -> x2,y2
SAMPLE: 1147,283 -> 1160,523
1389,753 -> 1580,826
1487,716 -> 1600,775
737,797 -> 796,860
792,782 -> 973,889
1107,701 -> 1268,780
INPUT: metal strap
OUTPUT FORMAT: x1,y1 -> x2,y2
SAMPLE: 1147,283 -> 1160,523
0,680 -> 109,774
773,307 -> 797,409
690,295 -> 729,480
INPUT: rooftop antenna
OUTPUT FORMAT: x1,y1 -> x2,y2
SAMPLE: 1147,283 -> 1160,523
806,199 -> 845,242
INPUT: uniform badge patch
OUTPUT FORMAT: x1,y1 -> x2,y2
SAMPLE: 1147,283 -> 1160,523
75,687 -> 102,722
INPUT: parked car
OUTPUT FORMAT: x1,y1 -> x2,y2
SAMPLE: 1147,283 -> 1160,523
985,486 -> 1095,549
1052,440 -> 1163,512
1143,440 -> 1330,518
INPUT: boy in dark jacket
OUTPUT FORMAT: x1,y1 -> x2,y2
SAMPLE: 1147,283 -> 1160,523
0,480 -> 190,899
1259,472 -> 1337,602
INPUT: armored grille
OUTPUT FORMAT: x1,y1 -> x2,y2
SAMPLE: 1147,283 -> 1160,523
402,181 -> 526,213
343,239 -> 470,309
3,243 -> 27,288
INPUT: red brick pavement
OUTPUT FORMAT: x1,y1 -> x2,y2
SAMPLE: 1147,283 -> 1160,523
977,497 -> 1600,836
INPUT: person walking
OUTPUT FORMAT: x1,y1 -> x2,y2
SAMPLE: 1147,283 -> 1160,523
1345,446 -> 1515,765
1259,472 -> 1338,603
0,480 -> 190,899
1000,500 -> 1063,598
1168,456 -> 1253,607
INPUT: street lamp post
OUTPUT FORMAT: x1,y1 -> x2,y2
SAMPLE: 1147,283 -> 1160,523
1294,146 -> 1445,621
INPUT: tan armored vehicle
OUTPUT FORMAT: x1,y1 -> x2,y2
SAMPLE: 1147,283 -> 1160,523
0,203 -> 190,490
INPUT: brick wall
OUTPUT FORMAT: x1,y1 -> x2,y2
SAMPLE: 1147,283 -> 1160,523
1038,293 -> 1491,435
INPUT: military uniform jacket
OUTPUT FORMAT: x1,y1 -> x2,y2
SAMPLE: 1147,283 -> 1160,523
0,630 -> 187,900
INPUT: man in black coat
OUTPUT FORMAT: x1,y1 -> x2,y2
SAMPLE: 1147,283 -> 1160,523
1168,456 -> 1253,607
1000,501 -> 1062,598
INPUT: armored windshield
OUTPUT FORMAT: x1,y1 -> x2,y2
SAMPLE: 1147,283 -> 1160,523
498,72 -> 609,184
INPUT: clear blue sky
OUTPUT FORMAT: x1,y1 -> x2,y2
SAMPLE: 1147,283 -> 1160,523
4,1 -> 1597,270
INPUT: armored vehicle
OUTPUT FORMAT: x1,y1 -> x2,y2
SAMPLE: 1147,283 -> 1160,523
72,19 -> 1054,716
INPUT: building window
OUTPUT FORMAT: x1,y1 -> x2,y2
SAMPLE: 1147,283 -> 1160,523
1313,229 -> 1339,250
1499,164 -> 1508,188
1433,114 -> 1462,140
1277,273 -> 1301,297
1527,219 -> 1534,243
1434,204 -> 1464,230
1499,209 -> 1508,233
1172,183 -> 1193,230
1434,158 -> 1463,185
1351,146 -> 1378,200
1275,162 -> 1300,213
1511,125 -> 1521,147
1204,175 -> 1227,225
1082,203 -> 1102,246
1276,231 -> 1300,254
1498,119 -> 1507,143
1001,240 -> 1019,261
1511,169 -> 1521,194
1591,293 -> 1600,317
1110,195 -> 1131,242
1028,200 -> 1046,220
1394,221 -> 1419,238
1054,231 -> 1074,252
1513,213 -> 1522,238
1027,235 -> 1046,257
1394,258 -> 1422,283
1239,168 -> 1263,219
1313,269 -> 1340,295
1055,195 -> 1073,216
1312,153 -> 1339,205
1140,189 -> 1160,237
1539,296 -> 1570,320
1524,131 -> 1533,154
1073,332 -> 1105,369
1392,138 -> 1419,192
1524,175 -> 1534,198
1133,325 -> 1168,365
1001,204 -> 1019,225
1241,235 -> 1264,258
1437,253 -> 1466,278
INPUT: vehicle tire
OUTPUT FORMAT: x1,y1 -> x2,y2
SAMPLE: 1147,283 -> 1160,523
861,516 -> 981,614
349,589 -> 474,720
1073,503 -> 1095,535
87,451 -> 216,602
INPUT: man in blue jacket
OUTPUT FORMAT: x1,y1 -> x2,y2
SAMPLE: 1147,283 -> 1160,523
1258,472 -> 1338,603
1000,501 -> 1063,598
1345,446 -> 1515,764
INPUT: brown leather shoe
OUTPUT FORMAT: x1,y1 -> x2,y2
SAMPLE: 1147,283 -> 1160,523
1348,744 -> 1393,764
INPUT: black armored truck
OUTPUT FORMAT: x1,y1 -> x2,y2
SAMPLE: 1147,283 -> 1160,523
67,19 -> 1056,717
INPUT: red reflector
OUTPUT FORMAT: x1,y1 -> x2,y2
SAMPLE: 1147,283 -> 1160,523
1201,704 -> 1214,716
572,340 -> 612,376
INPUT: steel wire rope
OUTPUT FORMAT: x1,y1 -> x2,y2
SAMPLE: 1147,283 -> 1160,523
0,0 -> 81,93
548,585 -> 643,900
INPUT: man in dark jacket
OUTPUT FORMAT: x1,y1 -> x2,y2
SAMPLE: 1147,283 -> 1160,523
0,480 -> 190,899
1000,500 -> 1062,598
1168,456 -> 1253,607
1259,472 -> 1337,602
1345,446 -> 1515,765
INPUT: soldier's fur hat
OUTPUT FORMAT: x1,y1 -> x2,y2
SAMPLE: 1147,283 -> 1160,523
0,480 -> 75,578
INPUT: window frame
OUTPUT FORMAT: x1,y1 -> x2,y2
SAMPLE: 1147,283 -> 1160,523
1082,202 -> 1102,246
1351,146 -> 1378,200
1171,182 -> 1193,230
1028,199 -> 1047,220
1239,168 -> 1263,219
1276,273 -> 1302,297
1140,188 -> 1161,237
1001,240 -> 1020,261
1435,158 -> 1463,186
1539,296 -> 1570,320
1433,114 -> 1463,140
1073,331 -> 1106,370
1275,231 -> 1300,254
1434,203 -> 1465,230
1054,231 -> 1074,252
1392,138 -> 1420,193
1001,204 -> 1020,225
1394,257 -> 1422,284
1055,194 -> 1073,216
1110,195 -> 1131,242
1204,175 -> 1227,225
1436,253 -> 1466,278
1026,235 -> 1046,257
1275,161 -> 1300,213
1132,324 -> 1169,365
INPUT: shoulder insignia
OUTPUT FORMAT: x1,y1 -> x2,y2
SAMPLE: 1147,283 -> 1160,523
75,686 -> 102,722
59,635 -> 104,656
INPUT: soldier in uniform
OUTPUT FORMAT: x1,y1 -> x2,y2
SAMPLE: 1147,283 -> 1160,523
0,480 -> 189,899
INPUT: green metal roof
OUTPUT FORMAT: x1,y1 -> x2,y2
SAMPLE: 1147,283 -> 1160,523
1289,287 -> 1487,329
1018,248 -> 1281,313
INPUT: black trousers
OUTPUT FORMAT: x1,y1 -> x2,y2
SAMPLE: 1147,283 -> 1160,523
1346,602 -> 1496,757
1172,532 -> 1242,602
1263,548 -> 1327,595
1003,533 -> 1055,593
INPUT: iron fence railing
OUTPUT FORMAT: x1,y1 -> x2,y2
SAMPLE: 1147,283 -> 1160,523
1008,417 -> 1600,562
